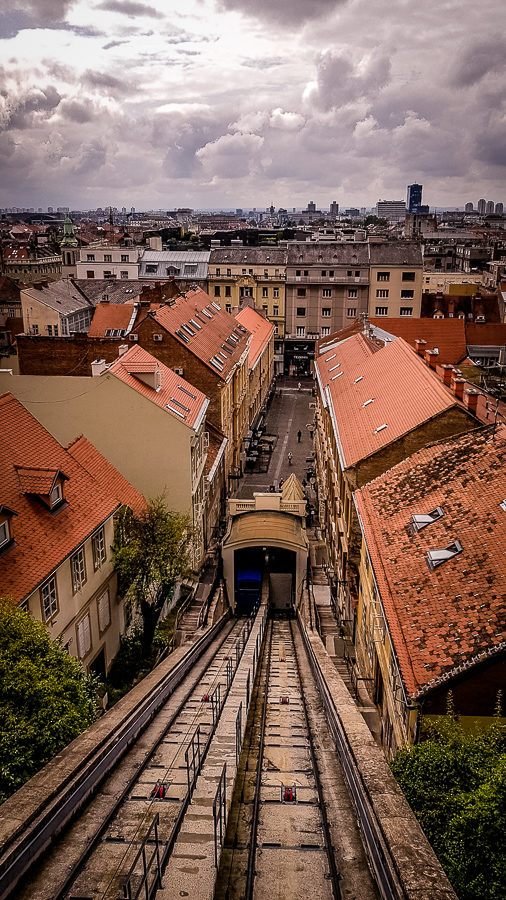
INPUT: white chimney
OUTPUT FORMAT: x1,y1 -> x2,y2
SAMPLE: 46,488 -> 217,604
118,344 -> 129,357
91,359 -> 107,377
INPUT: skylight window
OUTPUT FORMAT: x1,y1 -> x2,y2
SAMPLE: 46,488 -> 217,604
374,423 -> 388,433
329,363 -> 340,371
331,372 -> 343,380
178,385 -> 197,400
201,308 -> 213,319
426,540 -> 463,571
211,301 -> 221,310
169,397 -> 190,412
189,318 -> 201,330
354,376 -> 364,383
411,507 -> 444,532
500,500 -> 506,512
362,399 -> 374,407
175,329 -> 190,344
166,404 -> 186,419
210,356 -> 224,371
325,354 -> 336,362
181,323 -> 195,336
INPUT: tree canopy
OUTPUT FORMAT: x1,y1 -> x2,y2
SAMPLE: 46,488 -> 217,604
113,497 -> 192,648
392,712 -> 506,899
0,598 -> 97,803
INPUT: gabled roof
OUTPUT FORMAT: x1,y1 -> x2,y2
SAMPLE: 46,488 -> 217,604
235,307 -> 274,368
369,317 -> 467,365
67,436 -> 146,515
87,302 -> 136,338
315,333 -> 469,469
139,250 -> 210,280
74,279 -> 145,305
281,474 -> 305,503
15,466 -> 67,496
466,322 -> 506,347
0,393 -> 120,603
142,287 -> 250,380
21,280 -> 92,315
355,426 -> 506,700
108,345 -> 209,430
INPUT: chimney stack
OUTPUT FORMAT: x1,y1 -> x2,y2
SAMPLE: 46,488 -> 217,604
424,349 -> 439,369
118,344 -> 129,357
464,388 -> 480,415
441,364 -> 454,386
415,339 -> 427,357
451,375 -> 466,401
91,358 -> 107,377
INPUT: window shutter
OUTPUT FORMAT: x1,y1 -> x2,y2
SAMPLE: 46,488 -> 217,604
98,589 -> 111,633
77,614 -> 91,658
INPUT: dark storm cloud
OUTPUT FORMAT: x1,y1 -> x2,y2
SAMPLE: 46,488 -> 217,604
217,0 -> 346,26
102,38 -> 129,49
2,85 -> 62,131
72,139 -> 107,175
83,70 -> 130,93
97,0 -> 163,18
59,98 -> 96,123
0,1 -> 75,37
312,50 -> 391,110
154,111 -> 232,178
451,36 -> 505,87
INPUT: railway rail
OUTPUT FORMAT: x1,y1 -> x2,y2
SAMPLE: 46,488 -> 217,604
0,613 -> 257,900
215,618 -> 378,900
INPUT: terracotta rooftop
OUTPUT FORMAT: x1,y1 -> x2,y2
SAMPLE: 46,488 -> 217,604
0,393 -> 120,604
143,287 -> 250,380
315,333 -> 469,469
355,426 -> 506,700
87,301 -> 136,338
15,466 -> 65,496
235,306 -> 274,368
466,322 -> 506,346
369,317 -> 467,365
67,436 -> 146,515
108,344 -> 209,430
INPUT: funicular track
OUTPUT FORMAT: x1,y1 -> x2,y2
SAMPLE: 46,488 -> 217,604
215,617 -> 378,900
0,613 -> 259,900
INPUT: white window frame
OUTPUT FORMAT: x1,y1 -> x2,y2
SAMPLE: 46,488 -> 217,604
322,288 -> 332,298
296,325 -> 306,337
347,307 -> 357,318
375,306 -> 388,316
376,288 -> 389,298
71,546 -> 87,593
0,519 -> 11,548
97,587 -> 111,634
41,574 -> 58,621
92,527 -> 107,569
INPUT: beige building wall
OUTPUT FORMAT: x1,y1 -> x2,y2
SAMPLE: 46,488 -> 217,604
24,515 -> 123,675
369,265 -> 423,318
208,264 -> 286,338
20,289 -> 59,335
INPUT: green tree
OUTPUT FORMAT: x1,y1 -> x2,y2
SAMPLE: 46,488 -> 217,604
392,715 -> 506,899
0,598 -> 97,802
113,497 -> 192,650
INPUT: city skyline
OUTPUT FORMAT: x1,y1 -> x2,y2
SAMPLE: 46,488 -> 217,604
0,1 -> 504,209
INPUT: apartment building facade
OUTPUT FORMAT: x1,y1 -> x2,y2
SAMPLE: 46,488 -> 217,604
76,245 -> 141,281
0,393 -> 141,676
235,306 -> 275,430
20,280 -> 94,336
369,243 -> 423,318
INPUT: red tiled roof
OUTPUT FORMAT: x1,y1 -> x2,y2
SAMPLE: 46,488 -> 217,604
15,466 -> 65,496
108,344 -> 209,429
466,323 -> 506,346
369,317 -> 468,365
67,436 -> 146,516
235,307 -> 274,368
87,302 -> 135,338
0,393 -> 120,603
355,426 -> 506,699
140,287 -> 250,379
315,334 -> 466,469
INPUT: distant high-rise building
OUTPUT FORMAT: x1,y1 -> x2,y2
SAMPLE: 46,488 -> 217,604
130,207 -> 135,214
495,202 -> 504,215
121,206 -> 127,214
48,206 -> 53,213
486,200 -> 495,215
376,199 -> 406,221
406,183 -> 423,213
329,200 -> 339,217
465,202 -> 474,212
477,198 -> 486,214
307,201 -> 316,213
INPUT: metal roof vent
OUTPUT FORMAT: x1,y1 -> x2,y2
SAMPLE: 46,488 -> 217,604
362,399 -> 374,407
426,540 -> 463,571
373,423 -> 388,433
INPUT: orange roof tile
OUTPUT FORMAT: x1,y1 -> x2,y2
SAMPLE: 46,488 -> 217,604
369,317 -> 467,365
139,287 -> 250,380
235,307 -> 274,368
315,334 -> 467,469
355,426 -> 506,699
108,345 -> 209,429
87,301 -> 135,338
67,436 -> 146,516
465,322 -> 506,346
0,394 -> 120,604
15,466 -> 64,496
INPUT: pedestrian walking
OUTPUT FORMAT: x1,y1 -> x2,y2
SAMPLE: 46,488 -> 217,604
288,451 -> 293,466
309,426 -> 314,440
297,381 -> 301,391
297,429 -> 302,443
279,478 -> 284,489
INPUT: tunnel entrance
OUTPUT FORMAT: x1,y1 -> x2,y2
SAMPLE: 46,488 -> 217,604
234,546 -> 296,616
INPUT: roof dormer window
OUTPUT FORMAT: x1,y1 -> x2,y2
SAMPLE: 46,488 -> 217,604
49,482 -> 63,509
15,466 -> 68,512
0,506 -> 17,551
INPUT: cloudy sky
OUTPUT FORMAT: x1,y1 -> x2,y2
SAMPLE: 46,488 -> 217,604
0,0 -> 504,210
